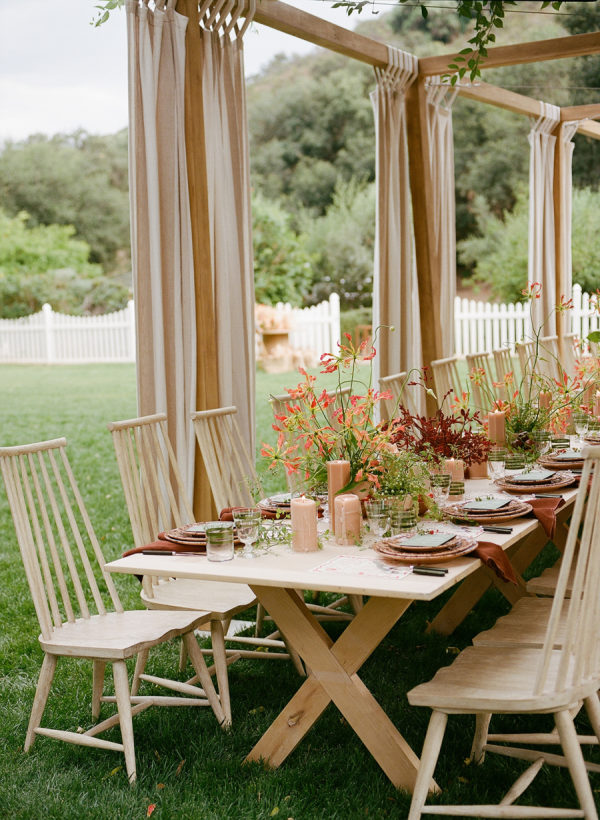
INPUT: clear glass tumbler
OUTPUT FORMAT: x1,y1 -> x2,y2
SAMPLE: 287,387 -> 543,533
205,522 -> 235,562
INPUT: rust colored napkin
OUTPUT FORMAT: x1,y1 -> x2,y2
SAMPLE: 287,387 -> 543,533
220,507 -> 279,521
474,541 -> 518,585
527,496 -> 565,539
122,533 -> 206,557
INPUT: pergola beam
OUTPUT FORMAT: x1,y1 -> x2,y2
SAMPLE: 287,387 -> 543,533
420,30 -> 600,76
561,103 -> 600,121
577,119 -> 600,140
250,0 -> 388,68
456,81 -> 542,118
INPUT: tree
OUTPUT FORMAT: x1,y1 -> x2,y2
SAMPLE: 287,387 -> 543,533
0,131 -> 130,272
252,193 -> 314,306
458,187 -> 600,301
0,209 -> 129,318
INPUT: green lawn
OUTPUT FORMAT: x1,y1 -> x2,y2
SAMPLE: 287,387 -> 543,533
0,364 -> 596,818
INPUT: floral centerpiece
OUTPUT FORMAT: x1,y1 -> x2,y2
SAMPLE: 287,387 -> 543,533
261,332 -> 396,495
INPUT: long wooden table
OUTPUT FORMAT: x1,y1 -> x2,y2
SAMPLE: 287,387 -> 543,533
105,479 -> 577,793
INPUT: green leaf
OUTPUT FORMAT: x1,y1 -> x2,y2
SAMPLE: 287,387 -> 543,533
421,5 -> 428,19
459,48 -> 473,55
493,18 -> 504,27
588,331 -> 600,344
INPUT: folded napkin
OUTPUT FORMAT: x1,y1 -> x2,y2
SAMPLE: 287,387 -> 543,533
527,497 -> 565,539
122,533 -> 205,557
220,507 -> 279,521
474,541 -> 518,585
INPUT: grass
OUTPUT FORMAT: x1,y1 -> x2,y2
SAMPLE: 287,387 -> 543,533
0,364 -> 598,818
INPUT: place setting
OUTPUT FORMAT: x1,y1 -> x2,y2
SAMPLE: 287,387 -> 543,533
372,528 -> 479,564
442,495 -> 532,525
493,467 -> 576,494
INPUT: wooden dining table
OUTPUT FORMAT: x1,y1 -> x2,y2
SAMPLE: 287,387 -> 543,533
105,478 -> 578,794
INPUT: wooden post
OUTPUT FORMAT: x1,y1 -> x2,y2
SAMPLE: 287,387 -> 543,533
177,0 -> 218,520
405,77 -> 442,414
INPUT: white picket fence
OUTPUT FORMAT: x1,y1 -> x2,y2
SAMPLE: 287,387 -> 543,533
0,295 -> 342,364
454,284 -> 600,355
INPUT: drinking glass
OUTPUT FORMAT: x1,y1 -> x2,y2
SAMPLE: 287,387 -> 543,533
573,412 -> 589,446
487,447 -> 506,480
364,499 -> 390,540
429,473 -> 451,506
205,522 -> 235,562
233,507 -> 262,559
390,508 -> 417,536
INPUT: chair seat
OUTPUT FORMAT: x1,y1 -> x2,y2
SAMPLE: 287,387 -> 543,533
527,562 -> 573,597
141,578 -> 257,619
40,609 -> 211,660
473,597 -> 563,649
407,645 -> 593,714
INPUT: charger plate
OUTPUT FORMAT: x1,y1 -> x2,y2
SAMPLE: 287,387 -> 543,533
162,524 -> 242,547
372,535 -> 478,564
443,498 -> 532,525
494,472 -> 575,494
538,453 -> 584,471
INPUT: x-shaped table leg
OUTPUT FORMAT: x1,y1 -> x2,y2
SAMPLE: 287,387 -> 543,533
246,586 -> 438,794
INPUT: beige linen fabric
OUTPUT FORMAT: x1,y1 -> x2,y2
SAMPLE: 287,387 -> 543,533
528,102 -> 560,333
371,48 -> 422,405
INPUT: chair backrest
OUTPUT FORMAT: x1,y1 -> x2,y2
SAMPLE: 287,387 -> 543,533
491,347 -> 515,401
465,352 -> 497,411
191,406 -> 261,512
270,387 -> 351,430
535,445 -> 600,696
430,356 -> 463,408
562,332 -> 578,378
107,413 -> 195,547
379,372 -> 406,420
539,335 -> 561,381
0,438 -> 122,641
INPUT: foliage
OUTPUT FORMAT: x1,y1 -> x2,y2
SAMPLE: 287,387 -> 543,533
252,192 -> 314,306
0,131 -> 130,271
261,333 -> 393,493
376,448 -> 430,500
389,397 -> 492,466
340,306 -> 373,341
460,187 -> 600,301
301,179 -> 375,308
0,209 -> 129,318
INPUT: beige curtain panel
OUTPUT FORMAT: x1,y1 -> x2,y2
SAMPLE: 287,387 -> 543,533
126,0 -> 197,493
528,102 -> 560,334
557,120 -> 579,311
371,47 -> 422,402
425,76 -> 459,357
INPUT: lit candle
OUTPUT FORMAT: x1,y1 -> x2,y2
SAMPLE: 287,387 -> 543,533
327,459 -> 350,531
334,493 -> 362,546
488,410 -> 506,444
291,496 -> 318,552
538,391 -> 552,410
444,458 -> 464,482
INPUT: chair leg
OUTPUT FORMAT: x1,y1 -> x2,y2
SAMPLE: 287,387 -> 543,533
407,710 -> 448,820
25,653 -> 57,752
92,660 -> 106,720
584,692 -> 600,742
470,712 -> 492,764
178,639 -> 188,672
555,708 -> 598,820
349,594 -> 364,613
210,620 -> 232,728
131,649 -> 149,697
182,631 -> 226,727
255,603 -> 265,637
112,660 -> 136,785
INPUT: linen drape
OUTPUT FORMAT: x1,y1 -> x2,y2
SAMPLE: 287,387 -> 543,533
127,0 -> 197,493
199,11 -> 256,457
425,76 -> 459,357
528,102 -> 560,333
371,47 -> 421,402
557,121 -> 579,313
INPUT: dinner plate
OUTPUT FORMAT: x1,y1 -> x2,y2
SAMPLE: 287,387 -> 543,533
372,536 -> 478,564
494,472 -> 576,494
539,453 -> 584,471
376,533 -> 458,553
443,498 -> 532,524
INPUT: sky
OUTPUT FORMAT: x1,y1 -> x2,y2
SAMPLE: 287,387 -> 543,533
0,0 -> 365,143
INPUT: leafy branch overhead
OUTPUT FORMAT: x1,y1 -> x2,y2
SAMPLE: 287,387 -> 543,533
333,1 -> 564,82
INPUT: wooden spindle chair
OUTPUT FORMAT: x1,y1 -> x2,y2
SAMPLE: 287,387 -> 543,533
406,445 -> 600,819
0,437 -> 225,784
492,347 -> 516,401
378,371 -> 420,420
430,355 -> 463,409
108,413 -> 290,727
539,334 -> 561,382
465,352 -> 497,412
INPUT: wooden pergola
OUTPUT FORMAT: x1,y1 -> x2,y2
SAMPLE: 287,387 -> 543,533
202,1 -> 600,371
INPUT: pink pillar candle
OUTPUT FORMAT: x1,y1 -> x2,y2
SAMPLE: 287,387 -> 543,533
444,458 -> 464,482
487,410 -> 506,444
334,493 -> 362,546
291,496 -> 318,552
538,391 -> 552,410
327,459 -> 350,531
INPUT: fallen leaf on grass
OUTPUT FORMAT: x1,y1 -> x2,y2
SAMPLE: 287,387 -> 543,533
176,759 -> 185,776
270,808 -> 279,816
102,765 -> 123,780
147,804 -> 156,817
156,783 -> 165,790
